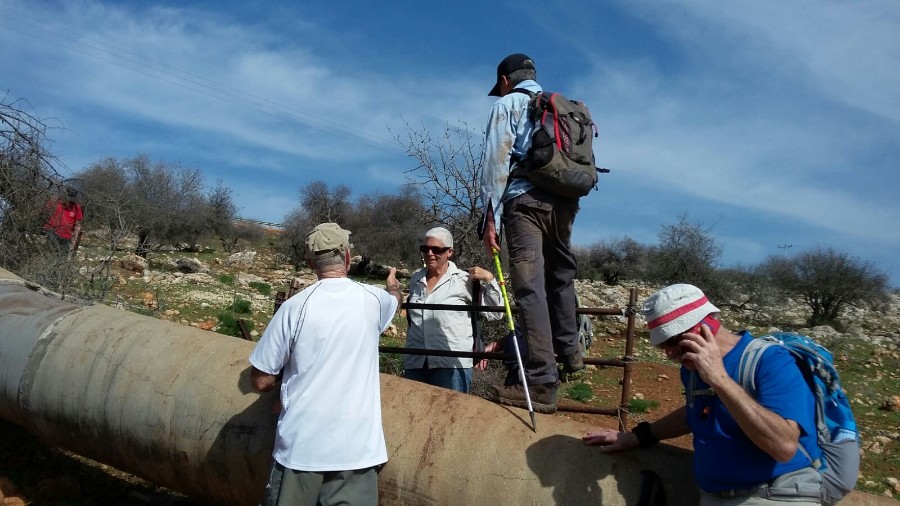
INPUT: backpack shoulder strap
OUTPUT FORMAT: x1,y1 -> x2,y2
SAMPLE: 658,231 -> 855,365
510,88 -> 536,98
736,335 -> 780,394
736,335 -> 817,467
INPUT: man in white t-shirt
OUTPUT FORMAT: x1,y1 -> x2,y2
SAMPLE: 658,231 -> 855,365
250,222 -> 401,506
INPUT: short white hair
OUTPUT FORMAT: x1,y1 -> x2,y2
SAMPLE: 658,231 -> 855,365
422,227 -> 453,248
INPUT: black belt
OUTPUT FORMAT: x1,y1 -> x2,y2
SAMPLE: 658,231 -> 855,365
707,484 -> 768,499
706,483 -> 821,501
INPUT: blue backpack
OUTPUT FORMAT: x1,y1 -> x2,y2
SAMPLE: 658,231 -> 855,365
737,333 -> 860,504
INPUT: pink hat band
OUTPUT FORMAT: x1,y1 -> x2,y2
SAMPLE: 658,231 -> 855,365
642,284 -> 720,346
647,295 -> 712,330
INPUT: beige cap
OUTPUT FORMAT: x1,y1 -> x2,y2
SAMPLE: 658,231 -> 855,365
305,222 -> 352,260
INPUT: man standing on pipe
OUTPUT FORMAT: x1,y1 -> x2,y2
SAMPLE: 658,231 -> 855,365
479,53 -> 585,414
250,222 -> 401,506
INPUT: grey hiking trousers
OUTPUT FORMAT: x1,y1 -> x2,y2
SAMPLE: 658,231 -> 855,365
503,188 -> 581,386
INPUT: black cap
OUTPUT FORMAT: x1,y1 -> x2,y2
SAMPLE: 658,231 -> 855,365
489,53 -> 535,96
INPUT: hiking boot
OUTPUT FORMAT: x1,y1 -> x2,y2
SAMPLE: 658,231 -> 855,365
559,352 -> 586,382
486,382 -> 558,414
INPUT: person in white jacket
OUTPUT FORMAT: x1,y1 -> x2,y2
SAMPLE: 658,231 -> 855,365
403,227 -> 502,393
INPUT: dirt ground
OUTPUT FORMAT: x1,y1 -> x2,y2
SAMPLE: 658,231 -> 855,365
558,359 -> 694,451
0,419 -> 193,505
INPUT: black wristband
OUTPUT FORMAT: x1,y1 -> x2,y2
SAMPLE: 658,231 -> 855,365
631,421 -> 659,448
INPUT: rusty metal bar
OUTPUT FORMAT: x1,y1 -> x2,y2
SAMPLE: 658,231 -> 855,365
273,290 -> 286,315
288,280 -> 639,423
391,288 -> 640,422
585,356 -> 627,367
556,400 -> 623,416
403,302 -> 626,316
379,347 -> 514,361
236,319 -> 252,341
378,347 -> 628,368
618,288 -> 639,430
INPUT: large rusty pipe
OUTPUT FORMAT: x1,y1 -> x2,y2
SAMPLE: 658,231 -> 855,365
0,268 -> 894,505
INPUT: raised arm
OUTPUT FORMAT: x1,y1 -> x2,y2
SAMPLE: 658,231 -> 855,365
385,267 -> 402,308
679,326 -> 801,462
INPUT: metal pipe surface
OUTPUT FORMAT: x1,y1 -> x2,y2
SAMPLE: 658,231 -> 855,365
0,267 -> 894,505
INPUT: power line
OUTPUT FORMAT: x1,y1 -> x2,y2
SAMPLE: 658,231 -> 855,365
0,5 -> 402,155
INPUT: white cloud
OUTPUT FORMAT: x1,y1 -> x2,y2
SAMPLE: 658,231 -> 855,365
565,0 -> 900,253
637,0 -> 900,124
3,0 -> 898,283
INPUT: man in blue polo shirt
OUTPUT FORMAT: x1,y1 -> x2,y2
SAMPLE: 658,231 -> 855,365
583,284 -> 823,505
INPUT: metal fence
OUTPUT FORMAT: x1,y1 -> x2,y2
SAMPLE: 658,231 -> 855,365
274,281 -> 640,429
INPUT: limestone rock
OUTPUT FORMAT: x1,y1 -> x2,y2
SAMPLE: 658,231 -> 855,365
141,292 -> 157,309
886,477 -> 900,494
118,254 -> 147,273
227,250 -> 257,267
175,257 -> 208,274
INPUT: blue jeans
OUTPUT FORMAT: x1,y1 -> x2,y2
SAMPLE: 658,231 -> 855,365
404,367 -> 473,393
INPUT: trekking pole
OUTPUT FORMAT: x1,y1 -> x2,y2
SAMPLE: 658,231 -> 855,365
493,250 -> 536,432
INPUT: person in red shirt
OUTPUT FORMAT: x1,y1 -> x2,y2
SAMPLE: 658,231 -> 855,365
44,188 -> 84,255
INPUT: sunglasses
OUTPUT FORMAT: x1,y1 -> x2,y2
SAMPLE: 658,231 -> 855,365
659,335 -> 685,348
658,323 -> 702,348
659,317 -> 721,348
420,245 -> 451,255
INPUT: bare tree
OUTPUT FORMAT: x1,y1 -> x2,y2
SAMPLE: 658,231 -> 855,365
395,121 -> 488,269
166,167 -> 209,249
761,247 -> 889,327
578,236 -> 650,285
227,221 -> 266,252
280,181 -> 355,267
206,182 -> 264,253
77,155 -> 211,256
646,213 -> 723,295
0,95 -> 64,271
279,207 -> 311,268
300,180 -> 352,225
207,180 -> 238,251
78,157 -> 132,232
348,186 -> 426,270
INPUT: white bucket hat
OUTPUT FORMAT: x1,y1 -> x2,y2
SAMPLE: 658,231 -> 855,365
642,284 -> 720,346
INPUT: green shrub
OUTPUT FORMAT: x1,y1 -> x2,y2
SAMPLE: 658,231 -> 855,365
218,273 -> 234,284
216,311 -> 255,338
379,352 -> 404,376
564,383 -> 594,403
629,397 -> 660,414
217,312 -> 240,336
249,281 -> 272,296
228,298 -> 252,314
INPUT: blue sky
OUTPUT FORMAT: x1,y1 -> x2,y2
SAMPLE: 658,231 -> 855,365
2,0 -> 899,286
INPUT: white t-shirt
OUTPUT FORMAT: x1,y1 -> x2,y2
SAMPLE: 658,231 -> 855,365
249,277 -> 397,471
